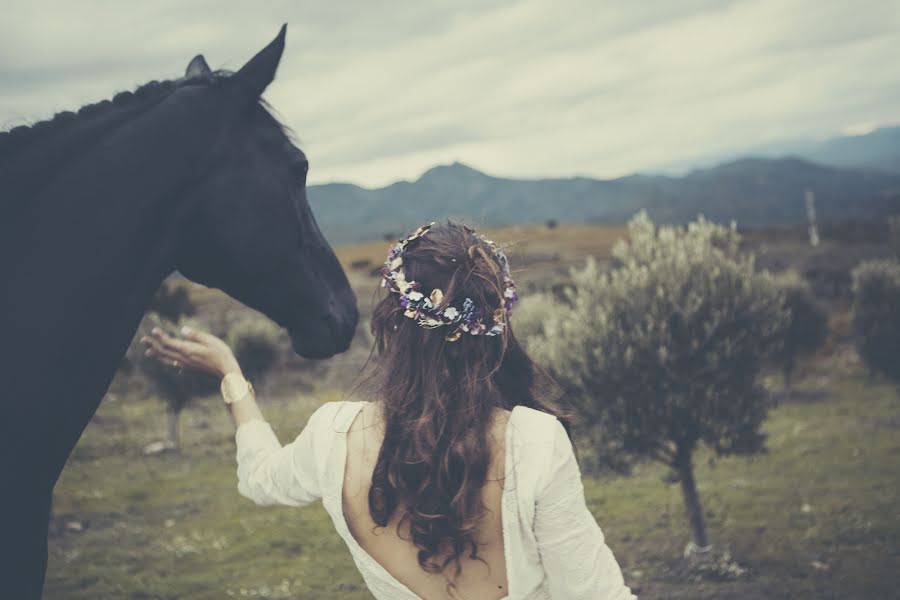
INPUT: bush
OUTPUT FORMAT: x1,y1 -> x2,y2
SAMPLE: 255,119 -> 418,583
225,316 -> 285,384
802,245 -> 886,303
526,211 -> 788,553
149,281 -> 196,323
851,259 -> 900,388
510,293 -> 563,342
350,258 -> 373,271
772,271 -> 828,390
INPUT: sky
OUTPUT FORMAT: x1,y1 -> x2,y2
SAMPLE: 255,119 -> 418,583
2,0 -> 899,188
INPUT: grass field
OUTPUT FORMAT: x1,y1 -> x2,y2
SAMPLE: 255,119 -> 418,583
45,351 -> 900,599
44,223 -> 900,599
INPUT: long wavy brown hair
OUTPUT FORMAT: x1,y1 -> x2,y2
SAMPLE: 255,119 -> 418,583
365,220 -> 575,592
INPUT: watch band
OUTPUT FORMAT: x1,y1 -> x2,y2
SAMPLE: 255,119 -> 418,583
220,372 -> 254,405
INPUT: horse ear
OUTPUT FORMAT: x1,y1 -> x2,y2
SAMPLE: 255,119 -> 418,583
185,55 -> 212,78
231,23 -> 287,104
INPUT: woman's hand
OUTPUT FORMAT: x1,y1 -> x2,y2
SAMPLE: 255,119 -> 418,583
140,326 -> 242,380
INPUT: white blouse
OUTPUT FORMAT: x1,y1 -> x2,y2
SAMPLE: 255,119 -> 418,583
234,400 -> 637,600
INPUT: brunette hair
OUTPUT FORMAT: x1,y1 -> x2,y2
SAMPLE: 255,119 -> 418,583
366,220 -> 575,590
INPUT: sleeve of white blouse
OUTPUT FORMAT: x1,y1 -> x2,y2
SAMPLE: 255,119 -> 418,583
234,402 -> 332,507
533,418 -> 637,600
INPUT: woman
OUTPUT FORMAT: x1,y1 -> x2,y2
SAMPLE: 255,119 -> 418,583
141,220 -> 636,600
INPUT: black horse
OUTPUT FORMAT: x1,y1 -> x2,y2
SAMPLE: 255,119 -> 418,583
0,24 -> 359,597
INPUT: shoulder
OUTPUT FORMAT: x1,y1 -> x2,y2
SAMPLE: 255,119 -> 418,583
508,406 -> 571,494
298,401 -> 369,478
510,405 -> 562,445
306,400 -> 369,434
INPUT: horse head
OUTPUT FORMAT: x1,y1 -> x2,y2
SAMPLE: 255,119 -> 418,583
175,25 -> 358,359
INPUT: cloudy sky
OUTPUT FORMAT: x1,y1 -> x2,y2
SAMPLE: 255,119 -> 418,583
2,0 -> 898,187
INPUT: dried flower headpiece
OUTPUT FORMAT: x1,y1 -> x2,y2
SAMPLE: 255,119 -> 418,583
380,222 -> 519,342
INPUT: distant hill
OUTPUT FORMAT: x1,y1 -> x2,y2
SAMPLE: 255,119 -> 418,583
796,126 -> 900,174
308,158 -> 900,245
654,125 -> 900,176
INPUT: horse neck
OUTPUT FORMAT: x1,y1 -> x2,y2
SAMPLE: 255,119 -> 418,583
1,92 -> 224,477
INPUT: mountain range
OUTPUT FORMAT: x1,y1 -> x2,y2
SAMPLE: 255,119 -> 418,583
308,126 -> 900,245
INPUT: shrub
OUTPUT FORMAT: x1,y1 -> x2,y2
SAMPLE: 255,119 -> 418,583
526,211 -> 788,553
851,259 -> 900,388
772,271 -> 829,390
149,280 -> 196,323
225,316 -> 285,384
510,293 -> 563,342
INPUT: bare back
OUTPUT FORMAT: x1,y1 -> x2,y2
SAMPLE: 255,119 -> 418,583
342,402 -> 512,600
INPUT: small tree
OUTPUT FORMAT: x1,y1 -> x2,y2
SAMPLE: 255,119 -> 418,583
128,313 -> 283,451
772,271 -> 828,391
851,259 -> 900,391
525,211 -> 788,554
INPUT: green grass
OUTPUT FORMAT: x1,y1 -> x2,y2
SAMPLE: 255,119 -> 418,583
46,367 -> 900,599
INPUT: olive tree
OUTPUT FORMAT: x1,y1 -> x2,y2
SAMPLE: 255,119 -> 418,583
772,271 -> 828,391
851,259 -> 900,390
524,211 -> 788,554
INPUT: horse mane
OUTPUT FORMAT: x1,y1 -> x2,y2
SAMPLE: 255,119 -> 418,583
0,67 -> 299,166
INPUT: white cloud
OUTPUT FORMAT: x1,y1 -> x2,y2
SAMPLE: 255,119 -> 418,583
2,0 -> 899,187
842,122 -> 877,136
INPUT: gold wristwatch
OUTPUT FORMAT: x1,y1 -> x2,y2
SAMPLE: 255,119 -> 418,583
220,372 -> 255,405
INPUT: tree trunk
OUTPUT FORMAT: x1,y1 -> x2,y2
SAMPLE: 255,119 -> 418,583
166,405 -> 181,450
675,445 -> 708,549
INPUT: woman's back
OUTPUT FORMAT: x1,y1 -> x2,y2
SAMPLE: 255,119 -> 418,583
342,401 -> 512,600
235,399 -> 637,599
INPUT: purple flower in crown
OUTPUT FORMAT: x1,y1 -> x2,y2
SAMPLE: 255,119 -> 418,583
504,291 -> 518,311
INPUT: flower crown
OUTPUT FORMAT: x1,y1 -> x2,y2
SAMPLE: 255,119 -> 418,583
380,222 -> 519,342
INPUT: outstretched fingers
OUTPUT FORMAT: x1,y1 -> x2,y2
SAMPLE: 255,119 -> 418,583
141,333 -> 185,366
151,328 -> 207,355
141,326 -> 232,376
